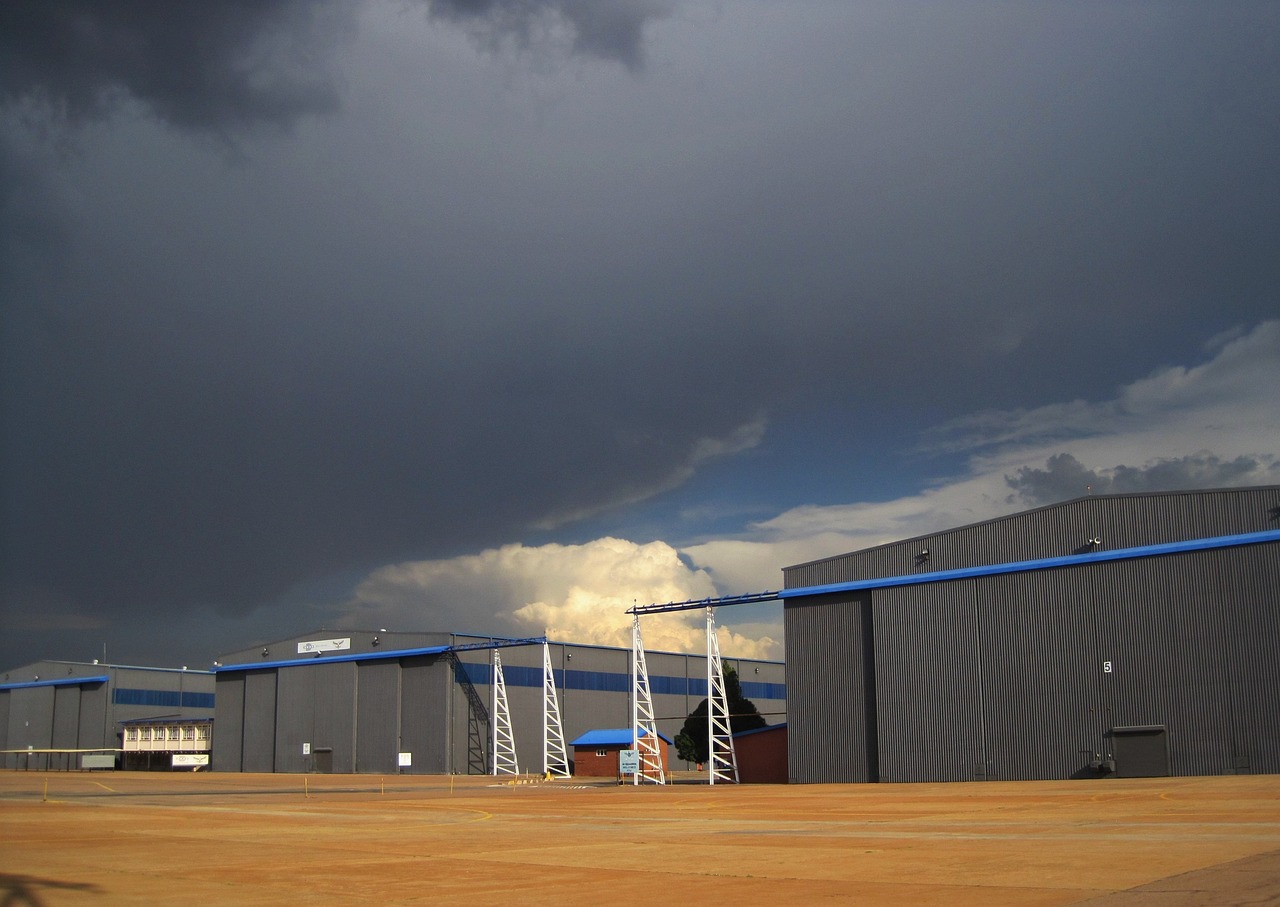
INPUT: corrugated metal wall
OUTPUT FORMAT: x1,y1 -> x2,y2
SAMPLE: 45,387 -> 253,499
212,673 -> 245,772
401,655 -> 448,773
1,686 -> 53,769
79,683 -> 108,746
242,670 -> 277,772
871,582 -> 987,782
784,488 -> 1280,783
356,660 -> 399,772
272,661 -> 357,773
1226,543 -> 1280,774
51,685 -> 81,749
975,569 -> 1103,781
785,593 -> 874,783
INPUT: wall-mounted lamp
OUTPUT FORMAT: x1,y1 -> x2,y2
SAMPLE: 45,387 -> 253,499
566,652 -> 572,660
371,636 -> 380,646
915,547 -> 930,566
261,648 -> 269,657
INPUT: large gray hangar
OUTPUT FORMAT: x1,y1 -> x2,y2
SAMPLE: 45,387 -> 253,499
1,661 -> 215,770
781,486 -> 1280,784
212,630 -> 785,775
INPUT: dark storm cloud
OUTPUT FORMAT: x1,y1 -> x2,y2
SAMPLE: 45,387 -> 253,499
1006,453 -> 1278,507
425,0 -> 670,69
0,0 -> 347,130
3,2 -> 1280,670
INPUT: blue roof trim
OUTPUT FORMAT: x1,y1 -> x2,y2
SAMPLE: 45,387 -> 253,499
780,529 -> 1280,600
0,675 -> 109,691
214,636 -> 547,673
215,644 -> 453,673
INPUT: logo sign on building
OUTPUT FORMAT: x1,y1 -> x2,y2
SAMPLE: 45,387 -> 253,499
618,749 -> 640,775
298,637 -> 351,655
172,753 -> 209,768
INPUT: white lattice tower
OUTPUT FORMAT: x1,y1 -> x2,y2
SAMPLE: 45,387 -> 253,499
491,652 -> 519,775
542,641 -> 571,778
630,615 -> 666,785
706,607 -> 739,784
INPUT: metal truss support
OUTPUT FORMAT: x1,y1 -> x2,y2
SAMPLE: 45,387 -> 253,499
542,641 -> 571,779
706,607 -> 738,784
491,652 -> 519,775
630,615 -> 666,785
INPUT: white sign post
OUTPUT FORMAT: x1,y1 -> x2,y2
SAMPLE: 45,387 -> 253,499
619,748 -> 640,776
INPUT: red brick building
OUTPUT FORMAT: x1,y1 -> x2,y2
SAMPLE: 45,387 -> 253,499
734,723 -> 788,783
570,728 -> 671,778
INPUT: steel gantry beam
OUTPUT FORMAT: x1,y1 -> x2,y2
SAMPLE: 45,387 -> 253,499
626,590 -> 780,786
628,591 -> 780,616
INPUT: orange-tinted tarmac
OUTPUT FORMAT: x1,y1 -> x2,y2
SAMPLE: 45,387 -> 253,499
2,771 -> 1277,905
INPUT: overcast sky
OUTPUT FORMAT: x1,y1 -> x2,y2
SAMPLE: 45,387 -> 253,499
2,1 -> 1277,671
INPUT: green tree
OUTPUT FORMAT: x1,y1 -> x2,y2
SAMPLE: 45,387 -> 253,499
674,666 -> 766,765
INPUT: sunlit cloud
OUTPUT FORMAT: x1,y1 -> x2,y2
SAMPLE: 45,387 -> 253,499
341,321 -> 1277,661
342,536 -> 782,660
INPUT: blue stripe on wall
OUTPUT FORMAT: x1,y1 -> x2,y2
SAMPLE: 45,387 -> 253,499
112,689 -> 214,709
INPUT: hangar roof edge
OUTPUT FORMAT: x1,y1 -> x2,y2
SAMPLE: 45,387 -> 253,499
779,528 -> 1280,599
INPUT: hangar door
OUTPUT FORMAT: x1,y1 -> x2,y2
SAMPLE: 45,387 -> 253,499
1111,726 -> 1170,777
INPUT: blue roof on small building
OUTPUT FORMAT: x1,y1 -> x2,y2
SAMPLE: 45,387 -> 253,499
571,728 -> 672,747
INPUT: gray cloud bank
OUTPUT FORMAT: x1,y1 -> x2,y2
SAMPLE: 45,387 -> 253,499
1007,452 -> 1277,507
0,1 -> 348,131
3,2 -> 1279,668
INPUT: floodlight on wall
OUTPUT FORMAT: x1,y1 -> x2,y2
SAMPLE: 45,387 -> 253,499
371,636 -> 380,646
262,648 -> 269,657
915,547 -> 930,566
566,652 -> 572,660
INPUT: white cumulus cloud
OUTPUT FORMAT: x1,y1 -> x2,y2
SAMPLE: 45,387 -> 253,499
342,536 -> 782,660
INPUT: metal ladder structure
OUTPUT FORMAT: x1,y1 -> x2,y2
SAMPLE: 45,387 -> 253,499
542,641 -> 571,779
491,652 -> 519,775
630,615 -> 666,784
706,607 -> 739,784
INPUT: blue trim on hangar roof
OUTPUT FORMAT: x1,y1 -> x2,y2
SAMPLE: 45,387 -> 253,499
780,529 -> 1280,600
0,675 -> 109,691
213,636 -> 546,673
